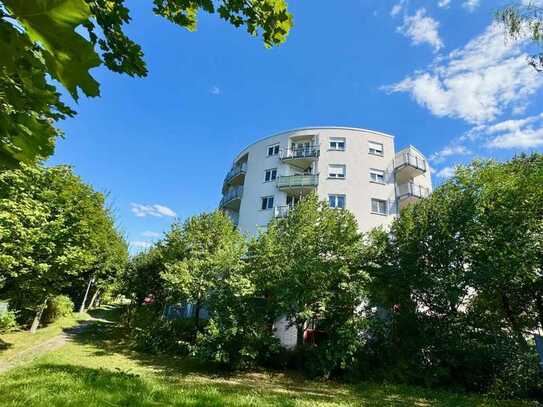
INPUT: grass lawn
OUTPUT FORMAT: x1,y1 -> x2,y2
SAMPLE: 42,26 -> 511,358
0,312 -> 90,363
0,306 -> 536,406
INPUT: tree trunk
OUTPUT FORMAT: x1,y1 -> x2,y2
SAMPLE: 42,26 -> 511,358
193,300 -> 201,336
79,276 -> 94,313
501,291 -> 528,350
30,298 -> 48,334
88,288 -> 101,310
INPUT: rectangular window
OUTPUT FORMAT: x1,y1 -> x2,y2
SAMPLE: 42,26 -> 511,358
264,168 -> 277,182
267,143 -> 280,156
369,141 -> 384,156
328,164 -> 346,179
371,198 -> 388,215
328,194 -> 346,209
261,196 -> 274,210
369,169 -> 385,183
329,137 -> 346,151
286,195 -> 301,207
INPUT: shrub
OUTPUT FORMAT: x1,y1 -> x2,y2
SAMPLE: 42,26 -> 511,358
0,310 -> 18,333
42,295 -> 74,324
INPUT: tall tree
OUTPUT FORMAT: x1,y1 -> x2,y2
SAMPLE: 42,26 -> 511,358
249,193 -> 367,376
160,211 -> 245,335
0,164 -> 128,332
0,0 -> 293,167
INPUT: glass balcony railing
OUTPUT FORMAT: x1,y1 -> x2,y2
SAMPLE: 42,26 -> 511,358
224,162 -> 247,185
274,205 -> 291,218
394,150 -> 427,173
397,182 -> 430,199
280,146 -> 319,161
220,186 -> 243,208
276,174 -> 318,189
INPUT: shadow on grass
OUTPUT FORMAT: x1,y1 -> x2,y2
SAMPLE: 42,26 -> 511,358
0,338 -> 12,352
56,305 -> 523,407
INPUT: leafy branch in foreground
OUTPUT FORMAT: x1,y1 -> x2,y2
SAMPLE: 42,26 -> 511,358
497,2 -> 543,71
0,0 -> 292,167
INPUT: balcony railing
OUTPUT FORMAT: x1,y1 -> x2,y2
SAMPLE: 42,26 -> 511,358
224,162 -> 247,184
220,186 -> 243,208
276,174 -> 318,189
274,205 -> 291,218
394,150 -> 427,173
280,146 -> 319,161
397,182 -> 430,199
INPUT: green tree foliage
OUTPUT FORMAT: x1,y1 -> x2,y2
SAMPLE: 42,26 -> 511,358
365,154 -> 543,398
160,211 -> 246,335
0,0 -> 292,167
497,2 -> 543,71
249,193 -> 369,376
0,164 -> 127,332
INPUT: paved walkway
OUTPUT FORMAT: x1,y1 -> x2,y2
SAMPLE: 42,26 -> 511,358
0,318 -> 105,374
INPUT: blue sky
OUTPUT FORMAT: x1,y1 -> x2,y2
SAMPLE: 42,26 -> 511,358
48,0 -> 543,252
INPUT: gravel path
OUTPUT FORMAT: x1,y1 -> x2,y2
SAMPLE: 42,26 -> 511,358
0,318 -> 104,374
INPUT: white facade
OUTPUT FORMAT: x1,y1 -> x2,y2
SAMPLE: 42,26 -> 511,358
220,127 -> 432,238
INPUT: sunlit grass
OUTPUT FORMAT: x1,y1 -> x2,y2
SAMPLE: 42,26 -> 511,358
0,312 -> 90,363
0,307 -> 536,406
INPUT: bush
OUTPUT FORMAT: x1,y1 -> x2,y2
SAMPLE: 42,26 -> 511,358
42,295 -> 74,324
0,310 -> 18,333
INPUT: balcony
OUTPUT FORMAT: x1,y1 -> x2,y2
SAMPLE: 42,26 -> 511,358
397,182 -> 430,209
276,174 -> 318,193
280,146 -> 319,169
223,163 -> 247,192
274,205 -> 291,219
394,147 -> 427,182
220,186 -> 243,210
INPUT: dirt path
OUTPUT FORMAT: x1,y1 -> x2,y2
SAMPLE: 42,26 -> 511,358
0,318 -> 105,374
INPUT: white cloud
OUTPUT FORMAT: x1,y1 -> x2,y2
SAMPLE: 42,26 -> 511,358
130,241 -> 151,249
430,145 -> 472,164
462,0 -> 480,12
436,166 -> 456,178
522,0 -> 543,5
398,9 -> 444,52
386,23 -> 543,124
210,86 -> 221,96
141,231 -> 161,238
131,203 -> 177,218
438,0 -> 451,8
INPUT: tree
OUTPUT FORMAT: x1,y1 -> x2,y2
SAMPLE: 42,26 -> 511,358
160,211 -> 245,336
0,0 -> 292,167
365,155 -> 543,396
249,193 -> 368,376
497,2 -> 543,71
0,164 -> 127,332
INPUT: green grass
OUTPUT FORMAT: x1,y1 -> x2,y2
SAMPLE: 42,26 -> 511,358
0,306 -> 536,406
0,312 -> 90,363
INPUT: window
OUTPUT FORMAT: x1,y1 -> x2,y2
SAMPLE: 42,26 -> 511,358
329,137 -> 346,151
371,198 -> 387,215
369,141 -> 384,156
264,168 -> 277,182
261,196 -> 274,210
328,164 -> 346,179
328,194 -> 346,209
369,169 -> 385,183
267,143 -> 280,156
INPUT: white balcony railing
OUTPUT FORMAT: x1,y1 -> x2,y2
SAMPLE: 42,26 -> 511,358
280,145 -> 319,160
394,149 -> 427,172
397,182 -> 430,199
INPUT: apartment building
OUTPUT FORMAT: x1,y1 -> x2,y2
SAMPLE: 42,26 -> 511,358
220,127 -> 432,236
